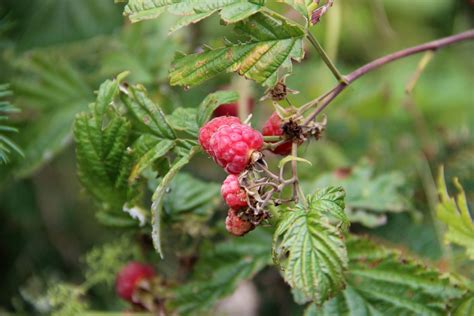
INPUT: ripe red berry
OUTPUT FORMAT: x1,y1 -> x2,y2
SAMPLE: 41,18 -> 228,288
221,175 -> 248,209
209,123 -> 263,174
213,98 -> 255,117
199,116 -> 241,154
115,262 -> 155,302
225,208 -> 254,236
262,112 -> 292,155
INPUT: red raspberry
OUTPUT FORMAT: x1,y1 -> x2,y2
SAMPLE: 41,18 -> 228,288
209,123 -> 263,174
199,116 -> 241,154
221,175 -> 248,208
115,262 -> 155,302
225,209 -> 254,236
213,98 -> 255,117
262,112 -> 292,155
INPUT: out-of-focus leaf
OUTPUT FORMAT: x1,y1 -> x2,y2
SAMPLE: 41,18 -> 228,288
196,90 -> 239,127
436,167 -> 474,260
123,0 -> 265,32
306,164 -> 415,228
273,193 -> 348,305
13,54 -> 93,177
453,295 -> 474,316
0,83 -> 23,164
170,229 -> 272,315
170,11 -> 305,88
305,236 -> 465,315
280,0 -> 317,20
163,172 -> 220,220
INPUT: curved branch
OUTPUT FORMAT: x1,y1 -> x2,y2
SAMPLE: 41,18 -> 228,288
304,29 -> 474,124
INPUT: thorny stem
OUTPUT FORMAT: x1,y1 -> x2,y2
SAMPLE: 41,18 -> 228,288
303,30 -> 474,125
307,32 -> 347,84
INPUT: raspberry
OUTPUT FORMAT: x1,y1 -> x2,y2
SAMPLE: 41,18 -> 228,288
199,116 -> 241,154
213,98 -> 255,117
115,262 -> 155,302
262,112 -> 292,155
221,175 -> 248,208
209,123 -> 263,174
225,208 -> 254,236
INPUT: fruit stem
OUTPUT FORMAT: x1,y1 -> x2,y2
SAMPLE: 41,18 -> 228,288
291,142 -> 308,207
307,32 -> 347,84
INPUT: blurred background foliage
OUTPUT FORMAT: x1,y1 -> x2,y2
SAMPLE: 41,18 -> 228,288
0,0 -> 472,314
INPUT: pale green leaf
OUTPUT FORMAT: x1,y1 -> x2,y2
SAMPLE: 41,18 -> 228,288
278,155 -> 312,168
124,0 -> 266,31
129,138 -> 175,182
196,90 -> 239,126
273,202 -> 348,305
436,167 -> 474,260
279,0 -> 316,19
306,236 -> 465,316
453,295 -> 474,316
170,229 -> 272,315
167,107 -> 199,137
170,11 -> 305,88
151,146 -> 200,257
306,164 -> 415,228
308,186 -> 349,232
121,84 -> 176,139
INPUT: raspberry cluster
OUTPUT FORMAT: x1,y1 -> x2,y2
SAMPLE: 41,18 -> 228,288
199,117 -> 263,236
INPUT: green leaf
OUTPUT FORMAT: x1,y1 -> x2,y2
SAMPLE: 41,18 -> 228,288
170,11 -> 305,88
273,201 -> 348,305
151,145 -> 200,258
308,186 -> 349,232
129,138 -> 175,182
170,229 -> 272,315
12,54 -> 93,177
196,90 -> 239,127
163,172 -> 220,220
280,0 -> 317,20
0,83 -> 23,164
167,107 -> 199,137
454,295 -> 474,316
306,236 -> 465,316
278,155 -> 312,168
74,75 -> 135,213
121,84 -> 176,139
306,164 -> 415,228
436,167 -> 474,260
124,0 -> 266,31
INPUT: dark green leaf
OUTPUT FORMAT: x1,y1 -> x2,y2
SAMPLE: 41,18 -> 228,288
196,90 -> 239,127
167,107 -> 199,137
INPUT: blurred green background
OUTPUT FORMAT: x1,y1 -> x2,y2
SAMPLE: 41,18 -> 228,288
0,0 -> 473,313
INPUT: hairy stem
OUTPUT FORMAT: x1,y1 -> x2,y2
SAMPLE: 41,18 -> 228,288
304,30 -> 474,124
307,32 -> 347,83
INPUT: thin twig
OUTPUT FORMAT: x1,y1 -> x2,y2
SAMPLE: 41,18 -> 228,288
303,30 -> 474,125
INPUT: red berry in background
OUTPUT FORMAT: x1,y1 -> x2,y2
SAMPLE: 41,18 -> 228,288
213,98 -> 255,117
225,209 -> 254,236
209,123 -> 263,174
262,112 -> 292,155
115,262 -> 155,302
221,175 -> 248,209
199,116 -> 241,154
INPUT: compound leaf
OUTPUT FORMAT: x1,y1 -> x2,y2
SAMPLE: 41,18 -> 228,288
273,193 -> 348,305
170,11 -> 305,88
305,236 -> 465,316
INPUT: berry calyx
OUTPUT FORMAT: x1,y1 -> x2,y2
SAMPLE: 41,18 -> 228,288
115,262 -> 155,302
209,123 -> 263,174
262,112 -> 292,155
198,116 -> 241,154
225,208 -> 254,236
221,174 -> 248,209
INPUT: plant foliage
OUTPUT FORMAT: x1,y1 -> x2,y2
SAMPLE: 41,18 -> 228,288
0,83 -> 22,164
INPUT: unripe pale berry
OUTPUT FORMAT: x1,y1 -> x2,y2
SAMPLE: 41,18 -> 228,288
209,123 -> 263,174
262,112 -> 292,155
225,208 -> 254,236
115,262 -> 155,302
221,174 -> 248,209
